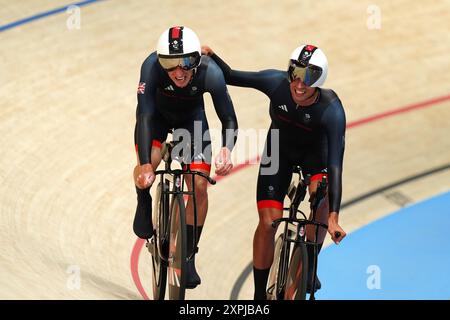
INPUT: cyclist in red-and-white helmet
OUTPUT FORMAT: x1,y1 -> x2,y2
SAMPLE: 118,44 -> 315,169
133,26 -> 238,290
202,44 -> 346,299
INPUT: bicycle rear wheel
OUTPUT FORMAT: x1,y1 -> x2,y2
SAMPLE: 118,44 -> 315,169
284,242 -> 308,300
267,233 -> 290,300
150,181 -> 169,300
167,193 -> 187,300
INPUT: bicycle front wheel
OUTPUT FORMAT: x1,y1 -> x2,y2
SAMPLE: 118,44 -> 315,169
284,242 -> 308,300
267,233 -> 290,300
167,193 -> 187,300
150,181 -> 169,300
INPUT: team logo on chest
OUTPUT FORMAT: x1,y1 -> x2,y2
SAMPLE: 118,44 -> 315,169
277,104 -> 288,112
303,113 -> 312,123
188,85 -> 198,96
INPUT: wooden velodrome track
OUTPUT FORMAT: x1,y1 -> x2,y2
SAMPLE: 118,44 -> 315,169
1,0 -> 449,299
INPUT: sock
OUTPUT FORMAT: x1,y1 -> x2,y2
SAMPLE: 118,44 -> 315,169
307,242 -> 323,278
253,267 -> 270,300
136,186 -> 151,200
133,187 -> 153,239
187,224 -> 203,256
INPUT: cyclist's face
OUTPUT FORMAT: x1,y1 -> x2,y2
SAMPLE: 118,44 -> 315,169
167,67 -> 194,88
289,78 -> 316,105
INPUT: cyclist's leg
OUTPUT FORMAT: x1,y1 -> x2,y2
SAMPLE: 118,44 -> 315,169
306,171 -> 329,243
184,162 -> 210,256
177,111 -> 212,288
183,163 -> 209,289
253,127 -> 292,299
302,149 -> 328,292
302,142 -> 329,244
184,163 -> 210,232
180,111 -> 212,240
132,113 -> 168,239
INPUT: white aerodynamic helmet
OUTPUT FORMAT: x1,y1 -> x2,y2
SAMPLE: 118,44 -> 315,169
287,44 -> 328,87
156,26 -> 201,71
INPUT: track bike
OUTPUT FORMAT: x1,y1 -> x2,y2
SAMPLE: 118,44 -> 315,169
266,166 -> 340,300
146,137 -> 215,300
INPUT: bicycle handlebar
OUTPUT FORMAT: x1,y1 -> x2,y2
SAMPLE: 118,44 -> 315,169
271,217 -> 328,230
195,171 -> 216,185
154,168 -> 216,185
272,218 -> 342,239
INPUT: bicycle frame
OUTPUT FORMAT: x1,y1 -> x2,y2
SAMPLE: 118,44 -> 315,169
153,141 -> 216,263
271,167 -> 329,300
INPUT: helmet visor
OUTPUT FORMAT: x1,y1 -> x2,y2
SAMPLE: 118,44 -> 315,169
158,52 -> 200,71
288,60 -> 323,86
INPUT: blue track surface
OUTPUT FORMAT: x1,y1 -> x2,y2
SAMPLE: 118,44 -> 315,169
315,191 -> 450,299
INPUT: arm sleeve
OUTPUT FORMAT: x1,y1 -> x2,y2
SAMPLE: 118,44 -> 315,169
210,53 -> 283,97
204,61 -> 239,151
322,100 -> 346,213
135,56 -> 158,165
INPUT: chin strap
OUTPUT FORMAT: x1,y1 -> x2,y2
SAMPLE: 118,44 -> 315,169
188,67 -> 197,85
312,88 -> 320,104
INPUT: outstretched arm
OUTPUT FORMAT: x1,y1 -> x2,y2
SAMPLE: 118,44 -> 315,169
204,59 -> 238,176
322,99 -> 347,244
202,45 -> 283,97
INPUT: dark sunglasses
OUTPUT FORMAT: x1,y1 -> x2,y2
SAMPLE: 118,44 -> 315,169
288,60 -> 323,86
158,53 -> 201,72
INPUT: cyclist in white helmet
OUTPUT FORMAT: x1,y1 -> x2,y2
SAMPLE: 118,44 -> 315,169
202,44 -> 347,299
133,27 -> 238,289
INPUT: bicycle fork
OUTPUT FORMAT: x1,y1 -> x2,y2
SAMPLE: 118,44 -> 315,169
308,177 -> 327,300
